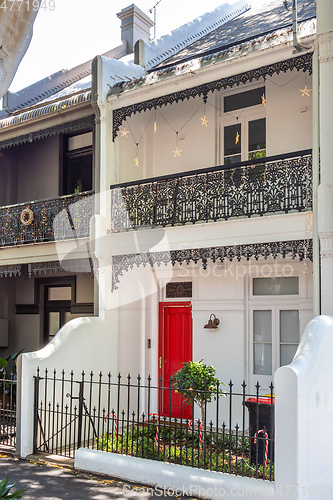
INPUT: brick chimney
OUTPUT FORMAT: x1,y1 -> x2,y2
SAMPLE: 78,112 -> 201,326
117,4 -> 154,54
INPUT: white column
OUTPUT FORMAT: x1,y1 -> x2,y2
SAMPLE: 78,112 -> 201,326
317,1 -> 333,315
92,56 -> 119,375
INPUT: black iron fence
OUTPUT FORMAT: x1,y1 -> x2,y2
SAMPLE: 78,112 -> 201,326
111,150 -> 312,232
33,369 -> 274,481
0,191 -> 94,247
0,370 -> 17,448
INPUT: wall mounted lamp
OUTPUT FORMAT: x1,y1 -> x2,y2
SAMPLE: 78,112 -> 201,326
204,314 -> 220,329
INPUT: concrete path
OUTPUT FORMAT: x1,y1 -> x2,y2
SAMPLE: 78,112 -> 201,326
0,451 -> 197,500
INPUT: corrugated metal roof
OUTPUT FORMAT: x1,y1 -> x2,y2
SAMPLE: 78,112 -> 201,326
153,0 -> 316,70
38,75 -> 92,104
0,91 -> 91,130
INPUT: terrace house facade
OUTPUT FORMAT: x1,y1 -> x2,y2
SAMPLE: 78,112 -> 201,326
94,0 -> 317,399
14,2 -> 333,491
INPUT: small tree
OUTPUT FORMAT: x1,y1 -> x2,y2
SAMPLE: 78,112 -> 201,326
171,359 -> 225,430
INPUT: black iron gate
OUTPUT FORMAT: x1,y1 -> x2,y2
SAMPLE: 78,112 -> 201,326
33,369 -> 99,458
0,370 -> 16,448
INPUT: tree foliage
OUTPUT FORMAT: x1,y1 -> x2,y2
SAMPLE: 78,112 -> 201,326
171,360 -> 225,428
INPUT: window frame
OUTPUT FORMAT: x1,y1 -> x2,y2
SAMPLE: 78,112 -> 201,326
62,130 -> 93,196
250,303 -> 300,384
220,86 -> 266,165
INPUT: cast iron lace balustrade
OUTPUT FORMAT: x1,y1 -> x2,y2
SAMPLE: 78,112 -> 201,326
0,191 -> 94,247
111,151 -> 312,232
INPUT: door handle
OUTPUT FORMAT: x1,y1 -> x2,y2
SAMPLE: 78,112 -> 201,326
159,357 -> 166,369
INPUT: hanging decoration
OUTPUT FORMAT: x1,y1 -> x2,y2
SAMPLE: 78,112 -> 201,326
261,93 -> 267,106
300,85 -> 311,97
124,114 -> 154,167
120,127 -> 129,137
154,109 -> 157,133
172,132 -> 182,157
201,115 -> 208,127
201,101 -> 208,127
135,143 -> 140,167
235,131 -> 240,145
300,72 -> 312,97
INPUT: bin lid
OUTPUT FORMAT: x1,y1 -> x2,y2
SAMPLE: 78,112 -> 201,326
246,396 -> 275,405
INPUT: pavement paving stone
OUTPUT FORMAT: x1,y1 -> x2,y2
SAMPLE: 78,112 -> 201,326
0,451 -> 197,500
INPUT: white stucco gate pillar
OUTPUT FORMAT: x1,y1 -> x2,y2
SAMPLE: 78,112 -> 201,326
317,1 -> 333,315
275,315 -> 333,500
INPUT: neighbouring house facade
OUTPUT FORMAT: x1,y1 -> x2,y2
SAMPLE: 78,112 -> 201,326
0,5 -> 151,356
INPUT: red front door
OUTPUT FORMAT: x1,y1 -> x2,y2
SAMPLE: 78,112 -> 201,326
158,302 -> 192,419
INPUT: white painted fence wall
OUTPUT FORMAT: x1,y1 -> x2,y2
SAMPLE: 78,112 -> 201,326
275,315 -> 333,500
16,316 -> 111,458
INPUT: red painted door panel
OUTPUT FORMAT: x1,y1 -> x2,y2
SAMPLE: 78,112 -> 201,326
159,302 -> 192,419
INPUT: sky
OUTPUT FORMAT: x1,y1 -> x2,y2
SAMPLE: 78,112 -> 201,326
10,0 -> 264,93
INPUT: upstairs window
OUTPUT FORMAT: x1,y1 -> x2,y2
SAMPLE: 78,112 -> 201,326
63,131 -> 93,195
222,87 -> 266,165
224,118 -> 266,165
248,118 -> 266,160
224,124 -> 241,164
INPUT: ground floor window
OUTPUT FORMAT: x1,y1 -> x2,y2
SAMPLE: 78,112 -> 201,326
250,276 -> 300,381
253,308 -> 299,376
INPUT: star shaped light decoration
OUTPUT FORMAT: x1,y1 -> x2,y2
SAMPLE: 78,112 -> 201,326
261,94 -> 267,106
135,157 -> 139,167
172,147 -> 182,157
235,132 -> 240,145
300,85 -> 312,97
121,127 -> 129,137
201,115 -> 208,127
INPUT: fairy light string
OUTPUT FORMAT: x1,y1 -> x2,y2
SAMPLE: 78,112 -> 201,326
125,112 -> 154,167
118,70 -> 311,165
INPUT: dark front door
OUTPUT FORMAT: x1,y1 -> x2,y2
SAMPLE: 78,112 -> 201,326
158,302 -> 192,418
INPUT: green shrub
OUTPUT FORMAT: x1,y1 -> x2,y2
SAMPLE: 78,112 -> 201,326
0,478 -> 26,499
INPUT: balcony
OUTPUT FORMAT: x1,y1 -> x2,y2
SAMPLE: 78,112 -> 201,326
0,191 -> 94,247
111,151 -> 312,233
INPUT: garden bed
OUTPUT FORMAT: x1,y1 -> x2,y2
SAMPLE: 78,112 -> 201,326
98,422 -> 274,481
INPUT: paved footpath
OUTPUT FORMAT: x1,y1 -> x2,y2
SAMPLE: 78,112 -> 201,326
0,451 -> 197,500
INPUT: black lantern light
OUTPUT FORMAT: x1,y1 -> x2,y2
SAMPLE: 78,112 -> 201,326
204,314 -> 220,329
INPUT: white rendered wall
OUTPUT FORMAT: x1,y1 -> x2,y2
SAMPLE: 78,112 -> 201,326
16,316 -> 110,458
75,449 -> 275,500
275,315 -> 333,499
266,72 -> 312,156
